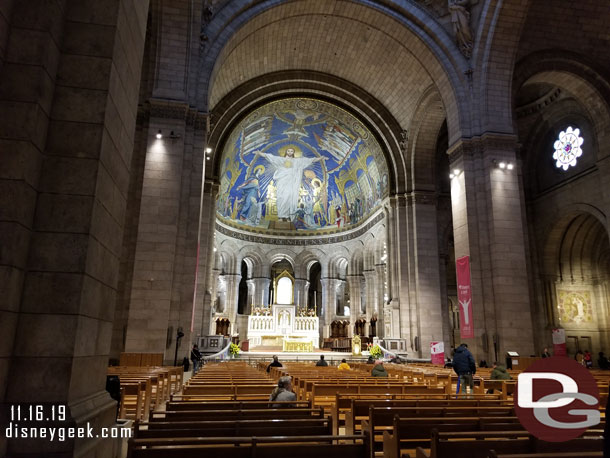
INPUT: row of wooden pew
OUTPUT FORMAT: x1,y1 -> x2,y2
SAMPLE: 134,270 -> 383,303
107,365 -> 182,420
129,362 -> 367,457
126,360 -> 606,458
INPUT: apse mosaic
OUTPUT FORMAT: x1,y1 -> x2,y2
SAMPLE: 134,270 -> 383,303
557,290 -> 593,325
216,98 -> 389,234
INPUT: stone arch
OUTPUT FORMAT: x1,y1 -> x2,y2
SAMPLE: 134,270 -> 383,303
541,205 -> 608,279
472,0 -> 532,135
208,72 -> 405,194
201,0 -> 471,156
513,51 -> 610,157
238,248 -> 266,278
407,86 -> 447,192
326,251 -> 350,279
294,249 -> 325,279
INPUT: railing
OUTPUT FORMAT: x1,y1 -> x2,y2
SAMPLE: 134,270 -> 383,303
293,316 -> 318,331
247,315 -> 274,331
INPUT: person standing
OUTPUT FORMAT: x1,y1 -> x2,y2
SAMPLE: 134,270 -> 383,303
190,344 -> 202,374
452,343 -> 476,395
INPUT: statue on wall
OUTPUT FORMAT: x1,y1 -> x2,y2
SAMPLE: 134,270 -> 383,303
448,0 -> 473,58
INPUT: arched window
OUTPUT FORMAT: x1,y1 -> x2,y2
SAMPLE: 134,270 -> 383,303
276,277 -> 293,304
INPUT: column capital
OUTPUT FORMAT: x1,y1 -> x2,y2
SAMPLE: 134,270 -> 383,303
447,133 -> 518,164
407,190 -> 437,206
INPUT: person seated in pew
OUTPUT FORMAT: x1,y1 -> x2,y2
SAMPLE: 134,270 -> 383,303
269,376 -> 297,408
266,355 -> 283,373
337,358 -> 351,370
366,355 -> 375,364
486,361 -> 512,394
316,355 -> 329,367
371,360 -> 388,377
541,347 -> 551,358
443,357 -> 453,369
490,361 -> 512,380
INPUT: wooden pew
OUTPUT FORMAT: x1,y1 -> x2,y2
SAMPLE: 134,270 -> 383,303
128,434 -> 370,458
133,417 -> 332,439
165,399 -> 311,411
415,430 -> 603,458
331,393 -> 502,434
360,405 -> 514,457
488,453 -> 603,458
382,416 -> 527,458
118,380 -> 151,420
150,407 -> 325,422
345,401 -> 513,435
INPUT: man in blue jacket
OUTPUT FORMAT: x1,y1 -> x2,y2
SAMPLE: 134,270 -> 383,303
452,343 -> 476,395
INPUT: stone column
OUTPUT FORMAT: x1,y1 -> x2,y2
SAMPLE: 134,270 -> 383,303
2,1 -> 150,456
409,192 -> 445,357
294,278 -> 308,308
251,277 -> 270,307
246,279 -> 255,315
124,120 -> 184,357
363,270 -> 378,336
224,272 -> 241,334
346,274 -> 363,319
320,278 -> 337,338
374,264 -> 386,337
448,135 -> 534,360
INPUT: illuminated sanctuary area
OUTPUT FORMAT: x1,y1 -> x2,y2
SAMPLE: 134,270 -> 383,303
211,98 -> 392,350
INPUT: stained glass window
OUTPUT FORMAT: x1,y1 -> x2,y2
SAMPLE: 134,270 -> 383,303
553,126 -> 583,171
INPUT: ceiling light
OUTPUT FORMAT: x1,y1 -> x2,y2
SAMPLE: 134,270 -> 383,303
499,162 -> 506,169
205,147 -> 212,154
507,163 -> 514,170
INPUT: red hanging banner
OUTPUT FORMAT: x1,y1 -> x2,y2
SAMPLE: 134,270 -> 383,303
456,255 -> 474,339
430,341 -> 445,365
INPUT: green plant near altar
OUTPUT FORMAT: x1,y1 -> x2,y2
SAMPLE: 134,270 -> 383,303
229,343 -> 240,357
369,344 -> 382,359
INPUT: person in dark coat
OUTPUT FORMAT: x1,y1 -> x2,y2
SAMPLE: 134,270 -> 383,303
541,347 -> 551,358
371,361 -> 388,377
490,362 -> 512,380
366,355 -> 375,364
452,343 -> 476,395
190,344 -> 202,374
266,355 -> 283,373
316,355 -> 328,366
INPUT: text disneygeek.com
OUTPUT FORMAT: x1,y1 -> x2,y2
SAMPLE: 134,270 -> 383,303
5,423 -> 131,441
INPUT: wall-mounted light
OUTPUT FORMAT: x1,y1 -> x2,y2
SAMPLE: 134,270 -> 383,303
449,168 -> 461,179
494,159 -> 514,170
156,130 -> 162,139
205,147 -> 212,154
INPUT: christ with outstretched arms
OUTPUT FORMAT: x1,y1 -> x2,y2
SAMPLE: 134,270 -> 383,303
254,147 -> 325,220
